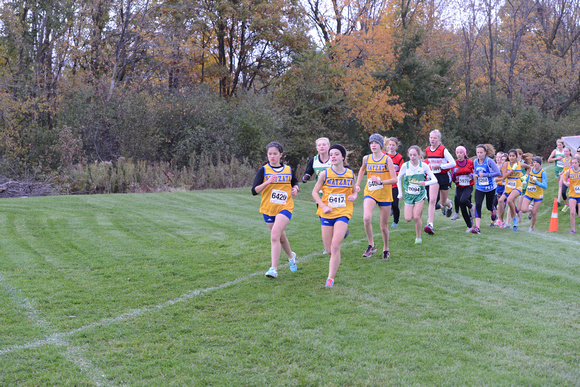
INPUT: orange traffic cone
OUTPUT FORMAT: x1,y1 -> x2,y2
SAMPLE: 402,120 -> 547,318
548,198 -> 559,232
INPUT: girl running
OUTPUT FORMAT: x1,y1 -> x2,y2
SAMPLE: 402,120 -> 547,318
397,146 -> 438,244
385,137 -> 405,228
494,153 -> 508,227
424,129 -> 456,235
562,155 -> 580,233
302,137 -> 331,186
251,142 -> 299,278
311,144 -> 357,287
519,156 -> 547,232
355,134 -> 398,260
499,149 -> 531,231
473,144 -> 501,232
548,139 -> 565,203
451,146 -> 477,233
559,147 -> 573,212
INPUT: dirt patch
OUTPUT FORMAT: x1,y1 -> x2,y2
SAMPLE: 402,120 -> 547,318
0,179 -> 55,198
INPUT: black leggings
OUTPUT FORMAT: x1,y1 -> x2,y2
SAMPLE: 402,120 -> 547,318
391,186 -> 400,224
474,189 -> 495,219
561,181 -> 568,201
455,185 -> 474,228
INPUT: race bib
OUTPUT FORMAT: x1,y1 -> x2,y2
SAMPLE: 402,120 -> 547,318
458,175 -> 471,186
406,183 -> 421,195
527,185 -> 537,192
429,159 -> 442,174
478,177 -> 489,186
575,186 -> 580,194
557,160 -> 564,168
368,179 -> 383,191
270,189 -> 288,205
506,180 -> 517,189
328,193 -> 346,207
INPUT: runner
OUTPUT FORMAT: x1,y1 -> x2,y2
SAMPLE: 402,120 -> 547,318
385,137 -> 405,228
519,156 -> 547,232
499,149 -> 531,231
424,129 -> 456,235
397,146 -> 438,244
355,134 -> 398,260
451,146 -> 477,233
473,144 -> 501,232
495,153 -> 508,227
548,139 -> 565,203
562,155 -> 580,233
302,137 -> 331,186
560,147 -> 573,212
311,144 -> 357,287
251,142 -> 299,278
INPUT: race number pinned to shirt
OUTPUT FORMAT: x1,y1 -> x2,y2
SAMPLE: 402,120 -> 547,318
478,176 -> 489,186
428,159 -> 442,173
270,189 -> 288,205
458,175 -> 471,186
506,180 -> 517,189
575,186 -> 580,194
527,185 -> 537,192
328,193 -> 346,207
368,179 -> 383,191
406,183 -> 421,195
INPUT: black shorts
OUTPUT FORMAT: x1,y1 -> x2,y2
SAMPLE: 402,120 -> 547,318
434,172 -> 452,191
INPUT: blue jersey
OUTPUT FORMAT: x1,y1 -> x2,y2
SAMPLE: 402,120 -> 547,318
474,156 -> 500,192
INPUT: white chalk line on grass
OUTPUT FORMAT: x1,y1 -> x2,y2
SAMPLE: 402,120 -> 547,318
0,274 -> 110,387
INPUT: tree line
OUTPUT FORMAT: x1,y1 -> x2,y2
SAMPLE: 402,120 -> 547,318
0,0 -> 579,187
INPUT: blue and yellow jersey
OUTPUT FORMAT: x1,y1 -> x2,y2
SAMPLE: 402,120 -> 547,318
525,168 -> 544,199
562,156 -> 572,175
569,167 -> 580,198
259,164 -> 294,216
363,154 -> 393,202
505,161 -> 523,194
317,167 -> 355,219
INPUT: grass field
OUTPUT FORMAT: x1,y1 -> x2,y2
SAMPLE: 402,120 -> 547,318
0,164 -> 579,385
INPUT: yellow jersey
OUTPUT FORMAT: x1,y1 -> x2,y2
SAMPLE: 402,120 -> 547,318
505,161 -> 523,194
525,168 -> 544,199
569,167 -> 580,198
317,167 -> 355,219
259,164 -> 294,216
363,154 -> 393,202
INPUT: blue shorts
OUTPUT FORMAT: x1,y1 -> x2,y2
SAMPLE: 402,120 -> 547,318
263,210 -> 292,223
320,216 -> 350,226
503,189 -> 521,198
496,185 -> 505,197
524,195 -> 542,203
364,196 -> 392,207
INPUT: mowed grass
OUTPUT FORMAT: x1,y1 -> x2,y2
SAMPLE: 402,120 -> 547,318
0,164 -> 579,385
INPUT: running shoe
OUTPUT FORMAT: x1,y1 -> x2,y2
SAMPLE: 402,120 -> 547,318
382,250 -> 390,260
446,201 -> 453,217
424,223 -> 435,235
490,222 -> 495,227
562,205 -> 569,212
466,227 -> 473,233
528,212 -> 532,220
325,278 -> 334,288
362,244 -> 377,257
436,203 -> 442,210
570,230 -> 576,234
491,208 -> 497,221
450,212 -> 460,221
322,248 -> 328,254
391,222 -> 398,227
265,267 -> 278,278
415,238 -> 422,244
472,227 -> 481,234
528,227 -> 534,232
289,252 -> 297,272
512,218 -> 518,231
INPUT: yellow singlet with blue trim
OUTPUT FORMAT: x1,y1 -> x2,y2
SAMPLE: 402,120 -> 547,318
525,169 -> 544,199
505,161 -> 523,194
363,154 -> 393,202
317,167 -> 355,219
260,164 -> 294,216
569,167 -> 580,199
